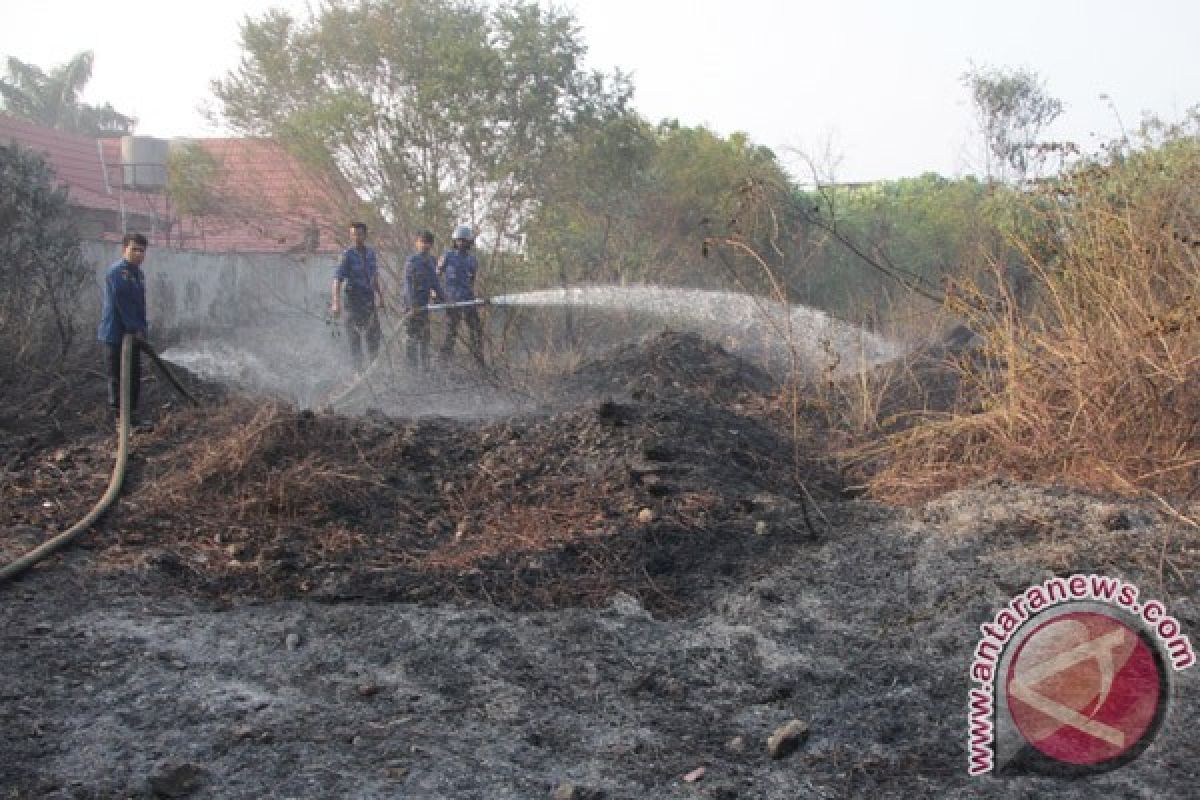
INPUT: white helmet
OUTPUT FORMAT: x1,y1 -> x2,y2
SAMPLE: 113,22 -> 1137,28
452,224 -> 474,242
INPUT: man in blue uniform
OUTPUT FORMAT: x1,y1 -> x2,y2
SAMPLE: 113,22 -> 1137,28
438,224 -> 485,368
330,222 -> 384,372
402,230 -> 444,371
97,232 -> 149,427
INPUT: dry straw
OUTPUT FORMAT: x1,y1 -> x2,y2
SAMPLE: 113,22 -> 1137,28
868,136 -> 1199,508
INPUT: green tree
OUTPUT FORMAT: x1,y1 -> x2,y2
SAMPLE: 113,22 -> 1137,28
651,123 -> 800,292
0,142 -> 90,362
525,119 -> 798,293
166,141 -> 221,217
794,174 -> 1001,319
0,51 -> 135,136
523,113 -> 655,288
212,0 -> 629,254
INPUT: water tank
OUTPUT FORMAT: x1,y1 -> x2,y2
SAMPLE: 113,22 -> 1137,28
121,136 -> 169,190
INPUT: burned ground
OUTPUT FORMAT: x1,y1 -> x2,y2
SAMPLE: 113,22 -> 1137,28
3,334 -> 836,614
1,333 -> 1197,799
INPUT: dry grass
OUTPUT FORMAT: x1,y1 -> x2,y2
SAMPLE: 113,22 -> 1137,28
142,399 -> 386,521
867,137 -> 1200,508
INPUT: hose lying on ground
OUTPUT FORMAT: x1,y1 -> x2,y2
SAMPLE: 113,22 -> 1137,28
0,334 -> 195,584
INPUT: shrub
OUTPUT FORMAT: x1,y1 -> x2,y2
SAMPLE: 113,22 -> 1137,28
0,141 -> 90,366
868,124 -> 1200,502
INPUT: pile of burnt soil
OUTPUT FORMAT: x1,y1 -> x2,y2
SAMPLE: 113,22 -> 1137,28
2,332 -> 836,615
569,330 -> 777,404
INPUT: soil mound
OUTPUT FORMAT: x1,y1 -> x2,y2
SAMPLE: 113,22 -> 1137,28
570,330 -> 777,403
2,332 -> 835,614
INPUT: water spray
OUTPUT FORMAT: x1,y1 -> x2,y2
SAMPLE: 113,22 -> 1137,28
162,284 -> 906,413
486,285 -> 906,371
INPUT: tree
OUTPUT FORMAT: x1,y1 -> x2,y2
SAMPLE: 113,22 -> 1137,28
0,51 -> 135,136
523,119 -> 798,293
167,141 -> 221,218
524,112 -> 656,287
793,174 -> 1000,320
962,65 -> 1063,184
0,142 -> 90,362
212,0 -> 629,254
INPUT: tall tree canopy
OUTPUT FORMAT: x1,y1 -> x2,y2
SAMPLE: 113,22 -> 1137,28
212,0 -> 631,247
0,51 -> 135,136
524,118 -> 799,293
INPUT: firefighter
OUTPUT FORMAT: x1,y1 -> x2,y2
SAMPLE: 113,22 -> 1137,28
330,222 -> 384,372
438,224 -> 485,368
97,232 -> 150,430
402,230 -> 444,371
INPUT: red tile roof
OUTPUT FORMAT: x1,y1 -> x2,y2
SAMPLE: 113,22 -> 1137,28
1,113 -> 350,254
163,137 -> 351,254
96,136 -> 353,253
0,113 -> 121,212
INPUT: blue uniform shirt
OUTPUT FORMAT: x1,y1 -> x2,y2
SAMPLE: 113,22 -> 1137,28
336,246 -> 379,309
403,252 -> 444,311
439,249 -> 478,302
97,259 -> 147,345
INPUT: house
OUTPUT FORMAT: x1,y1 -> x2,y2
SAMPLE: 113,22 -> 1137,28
0,113 -> 349,254
0,113 -> 154,239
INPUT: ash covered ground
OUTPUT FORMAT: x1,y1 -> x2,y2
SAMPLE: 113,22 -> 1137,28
1,332 -> 1197,799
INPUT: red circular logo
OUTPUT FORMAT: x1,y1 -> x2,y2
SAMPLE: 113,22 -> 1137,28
1005,611 -> 1164,766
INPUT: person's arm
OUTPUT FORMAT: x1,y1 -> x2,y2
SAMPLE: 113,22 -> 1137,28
331,251 -> 350,315
431,258 -> 446,304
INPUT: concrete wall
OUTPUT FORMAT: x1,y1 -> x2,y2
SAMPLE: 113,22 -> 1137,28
84,242 -> 339,334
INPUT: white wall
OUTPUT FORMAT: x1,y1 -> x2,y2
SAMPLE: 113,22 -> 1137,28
84,242 -> 338,331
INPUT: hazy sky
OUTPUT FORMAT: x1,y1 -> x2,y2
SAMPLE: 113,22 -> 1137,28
2,0 -> 1196,182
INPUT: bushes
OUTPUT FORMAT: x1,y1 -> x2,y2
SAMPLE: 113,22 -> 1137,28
0,141 -> 90,367
868,127 -> 1200,501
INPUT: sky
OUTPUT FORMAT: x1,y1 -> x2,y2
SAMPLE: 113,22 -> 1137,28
1,0 -> 1196,182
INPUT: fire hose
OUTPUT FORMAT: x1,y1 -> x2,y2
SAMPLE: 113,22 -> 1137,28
416,298 -> 488,313
0,334 -> 196,584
